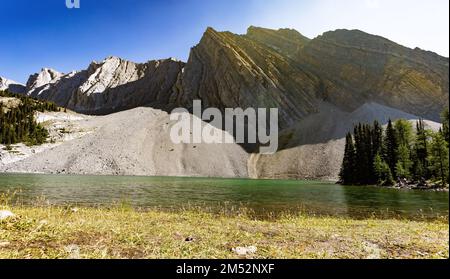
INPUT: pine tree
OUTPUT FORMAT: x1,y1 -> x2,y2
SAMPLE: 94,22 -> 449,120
428,131 -> 449,187
340,133 -> 356,185
384,119 -> 398,178
374,153 -> 394,186
0,90 -> 55,145
396,143 -> 412,179
354,124 -> 371,184
413,119 -> 428,179
394,120 -> 414,180
395,119 -> 413,147
372,121 -> 383,156
442,108 -> 449,144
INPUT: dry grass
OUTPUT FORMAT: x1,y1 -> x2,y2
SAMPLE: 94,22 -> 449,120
0,204 -> 448,259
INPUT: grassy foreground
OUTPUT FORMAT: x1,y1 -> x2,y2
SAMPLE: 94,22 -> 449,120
0,206 -> 448,259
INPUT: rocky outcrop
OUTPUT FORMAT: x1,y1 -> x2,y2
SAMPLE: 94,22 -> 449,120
171,27 -> 320,127
26,68 -> 63,94
0,77 -> 26,94
25,57 -> 185,114
294,29 -> 449,121
68,57 -> 184,114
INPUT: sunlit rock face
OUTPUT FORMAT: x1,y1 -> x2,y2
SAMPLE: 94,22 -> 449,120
65,57 -> 185,114
26,68 -> 63,94
171,27 -> 321,128
24,57 -> 185,114
294,29 -> 449,121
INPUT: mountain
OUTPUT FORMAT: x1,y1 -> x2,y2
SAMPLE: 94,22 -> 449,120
23,56 -> 184,114
0,77 -> 26,94
176,27 -> 448,123
27,68 -> 63,94
9,26 -> 448,124
1,26 -> 448,180
171,27 -> 320,127
295,29 -> 449,121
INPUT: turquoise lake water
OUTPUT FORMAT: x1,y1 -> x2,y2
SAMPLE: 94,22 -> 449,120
0,174 -> 448,219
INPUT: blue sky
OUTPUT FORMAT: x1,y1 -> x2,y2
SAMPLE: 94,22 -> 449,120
1,0 -> 449,83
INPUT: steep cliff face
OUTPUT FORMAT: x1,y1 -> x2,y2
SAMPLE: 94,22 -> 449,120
295,29 -> 449,121
172,27 -> 320,127
24,57 -> 185,114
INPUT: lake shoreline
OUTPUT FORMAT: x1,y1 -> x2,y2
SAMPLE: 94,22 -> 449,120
1,174 -> 448,220
0,171 -> 339,182
0,205 -> 448,259
1,171 -> 448,192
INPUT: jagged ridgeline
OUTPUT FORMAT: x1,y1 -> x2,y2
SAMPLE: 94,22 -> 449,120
0,90 -> 59,146
5,26 -> 448,127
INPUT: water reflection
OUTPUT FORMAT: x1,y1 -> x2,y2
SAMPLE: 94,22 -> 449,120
0,174 -> 447,219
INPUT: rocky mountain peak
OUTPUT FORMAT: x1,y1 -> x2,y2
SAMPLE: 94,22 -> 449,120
200,27 -> 227,45
246,26 -> 310,57
174,26 -> 320,127
21,55 -> 184,114
103,55 -> 122,62
26,68 -> 63,92
247,26 -> 309,41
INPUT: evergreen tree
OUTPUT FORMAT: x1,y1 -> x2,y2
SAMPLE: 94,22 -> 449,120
354,124 -> 372,184
384,119 -> 398,178
0,89 -> 57,146
413,119 -> 428,179
428,131 -> 449,187
372,121 -> 383,156
395,143 -> 412,179
393,120 -> 413,180
340,133 -> 356,185
442,108 -> 449,144
374,153 -> 394,186
338,117 -> 448,187
395,119 -> 413,147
